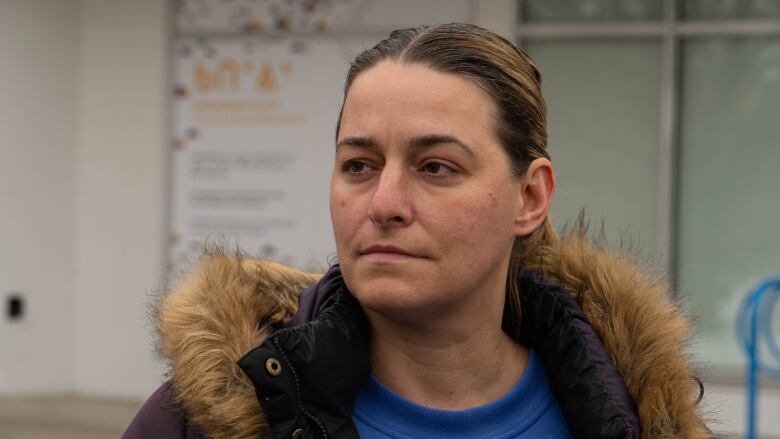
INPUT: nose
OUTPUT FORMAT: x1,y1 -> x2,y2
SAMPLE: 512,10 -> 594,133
367,163 -> 413,228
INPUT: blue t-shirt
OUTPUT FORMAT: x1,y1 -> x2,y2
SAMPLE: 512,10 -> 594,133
352,349 -> 573,439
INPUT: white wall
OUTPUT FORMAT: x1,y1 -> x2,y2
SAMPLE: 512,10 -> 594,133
0,0 -> 80,394
73,0 -> 168,398
473,0 -> 516,39
703,382 -> 780,438
0,0 -> 168,398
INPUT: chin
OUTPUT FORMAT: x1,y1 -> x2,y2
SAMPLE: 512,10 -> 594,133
347,273 -> 427,316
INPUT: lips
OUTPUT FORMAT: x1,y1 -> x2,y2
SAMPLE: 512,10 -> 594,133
360,244 -> 420,262
362,244 -> 415,256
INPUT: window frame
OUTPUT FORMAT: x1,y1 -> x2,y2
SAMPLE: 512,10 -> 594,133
516,0 -> 780,282
514,0 -> 780,380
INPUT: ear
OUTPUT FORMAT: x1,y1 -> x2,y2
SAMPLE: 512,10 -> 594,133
514,158 -> 555,237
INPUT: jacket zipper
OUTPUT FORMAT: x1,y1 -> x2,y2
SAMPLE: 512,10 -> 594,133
272,336 -> 330,439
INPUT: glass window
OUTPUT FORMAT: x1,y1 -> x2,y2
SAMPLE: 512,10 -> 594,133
677,37 -> 780,368
524,41 -> 662,255
682,0 -> 780,20
521,0 -> 662,23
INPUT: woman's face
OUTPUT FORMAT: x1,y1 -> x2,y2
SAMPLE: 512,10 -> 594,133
331,61 -> 526,322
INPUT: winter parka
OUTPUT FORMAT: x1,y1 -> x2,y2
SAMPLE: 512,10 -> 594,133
124,228 -> 712,438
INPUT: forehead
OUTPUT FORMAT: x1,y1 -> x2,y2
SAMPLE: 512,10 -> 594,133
339,61 -> 499,143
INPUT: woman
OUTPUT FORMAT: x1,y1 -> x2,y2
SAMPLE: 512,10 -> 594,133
125,23 -> 710,438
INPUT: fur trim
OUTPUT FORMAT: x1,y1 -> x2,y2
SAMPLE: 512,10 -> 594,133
526,220 -> 710,438
155,248 -> 319,439
156,233 -> 709,438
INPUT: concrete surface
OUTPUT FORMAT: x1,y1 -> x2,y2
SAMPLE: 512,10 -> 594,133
0,395 -> 141,439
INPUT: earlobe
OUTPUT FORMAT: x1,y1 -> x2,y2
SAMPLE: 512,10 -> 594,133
514,158 -> 555,237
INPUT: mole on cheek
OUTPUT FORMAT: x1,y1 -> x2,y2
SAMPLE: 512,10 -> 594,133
488,192 -> 498,207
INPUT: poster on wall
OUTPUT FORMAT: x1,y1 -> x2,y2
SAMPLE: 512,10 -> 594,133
175,0 -> 365,34
173,0 -> 471,35
169,0 -> 472,276
169,37 -> 362,274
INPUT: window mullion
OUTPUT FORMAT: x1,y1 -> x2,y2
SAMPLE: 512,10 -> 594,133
659,0 -> 680,285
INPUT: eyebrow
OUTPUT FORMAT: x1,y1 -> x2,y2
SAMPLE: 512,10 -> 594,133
336,134 -> 476,158
336,137 -> 375,149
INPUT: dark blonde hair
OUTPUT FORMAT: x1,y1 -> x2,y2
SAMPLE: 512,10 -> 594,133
336,23 -> 557,338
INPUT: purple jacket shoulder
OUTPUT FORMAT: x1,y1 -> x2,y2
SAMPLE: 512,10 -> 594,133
123,381 -> 203,439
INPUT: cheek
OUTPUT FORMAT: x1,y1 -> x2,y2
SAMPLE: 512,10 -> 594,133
330,186 -> 359,245
488,191 -> 500,208
471,197 -> 509,236
432,188 -> 516,250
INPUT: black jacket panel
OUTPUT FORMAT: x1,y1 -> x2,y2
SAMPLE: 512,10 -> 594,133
240,287 -> 370,439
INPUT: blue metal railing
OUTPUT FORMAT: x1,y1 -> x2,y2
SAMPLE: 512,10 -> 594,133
737,277 -> 780,439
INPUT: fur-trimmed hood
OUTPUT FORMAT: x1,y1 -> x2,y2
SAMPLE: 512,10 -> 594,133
155,230 -> 710,438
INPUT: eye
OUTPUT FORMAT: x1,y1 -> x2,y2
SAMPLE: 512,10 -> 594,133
341,159 -> 375,175
421,161 -> 456,176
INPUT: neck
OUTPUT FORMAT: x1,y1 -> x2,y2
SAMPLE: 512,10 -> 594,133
367,302 -> 528,410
